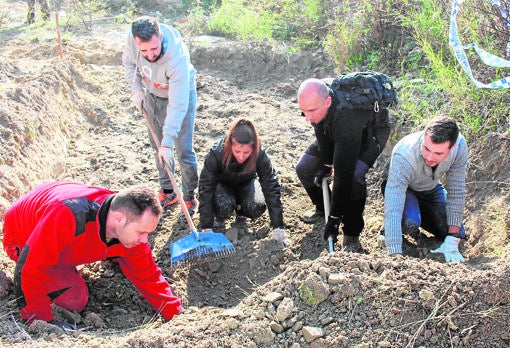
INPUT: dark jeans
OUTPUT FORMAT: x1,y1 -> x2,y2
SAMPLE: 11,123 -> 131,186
296,142 -> 367,236
214,179 -> 266,220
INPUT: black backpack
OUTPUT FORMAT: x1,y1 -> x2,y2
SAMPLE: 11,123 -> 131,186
324,71 -> 398,112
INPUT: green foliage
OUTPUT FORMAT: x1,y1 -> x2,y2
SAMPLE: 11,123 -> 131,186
61,0 -> 109,31
7,0 -> 508,140
0,8 -> 7,27
206,0 -> 327,45
298,283 -> 321,306
324,9 -> 364,71
188,0 -> 509,139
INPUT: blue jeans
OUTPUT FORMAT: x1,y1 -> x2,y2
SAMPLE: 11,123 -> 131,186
402,184 -> 465,240
145,78 -> 198,200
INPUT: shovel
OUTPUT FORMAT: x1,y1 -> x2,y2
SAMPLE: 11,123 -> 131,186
322,177 -> 334,253
140,107 -> 235,268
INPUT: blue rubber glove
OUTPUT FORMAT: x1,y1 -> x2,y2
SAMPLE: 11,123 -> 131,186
430,236 -> 465,262
323,216 -> 341,243
353,160 -> 369,186
49,320 -> 77,331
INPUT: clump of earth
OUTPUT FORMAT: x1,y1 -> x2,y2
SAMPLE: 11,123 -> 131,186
0,8 -> 509,348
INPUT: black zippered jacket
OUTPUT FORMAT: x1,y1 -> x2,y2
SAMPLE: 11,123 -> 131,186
199,138 -> 284,229
314,90 -> 391,217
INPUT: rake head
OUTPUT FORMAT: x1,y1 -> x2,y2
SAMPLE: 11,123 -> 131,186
170,231 -> 236,268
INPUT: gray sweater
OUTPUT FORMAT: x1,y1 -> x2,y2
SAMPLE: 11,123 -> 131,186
384,130 -> 468,255
122,24 -> 196,149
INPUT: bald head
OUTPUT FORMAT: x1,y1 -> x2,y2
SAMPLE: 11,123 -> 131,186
297,78 -> 332,124
297,78 -> 329,99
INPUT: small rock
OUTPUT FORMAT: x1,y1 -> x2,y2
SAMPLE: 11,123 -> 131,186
302,326 -> 324,343
270,321 -> 284,333
254,309 -> 265,319
328,273 -> 347,285
83,312 -> 106,329
418,289 -> 435,302
194,268 -> 208,278
298,273 -> 330,306
262,292 -> 284,303
270,254 -> 280,265
276,297 -> 294,322
252,326 -> 276,344
371,260 -> 383,271
207,261 -> 223,273
226,318 -> 239,329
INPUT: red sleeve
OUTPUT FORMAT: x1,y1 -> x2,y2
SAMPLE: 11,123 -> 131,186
20,204 -> 76,322
117,244 -> 183,321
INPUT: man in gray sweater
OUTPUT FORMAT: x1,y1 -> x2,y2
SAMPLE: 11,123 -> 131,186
382,116 -> 468,262
123,16 -> 198,215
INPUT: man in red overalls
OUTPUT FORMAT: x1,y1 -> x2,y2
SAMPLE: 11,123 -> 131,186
3,181 -> 182,328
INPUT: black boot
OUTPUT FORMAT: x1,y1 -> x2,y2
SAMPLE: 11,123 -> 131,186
342,235 -> 364,253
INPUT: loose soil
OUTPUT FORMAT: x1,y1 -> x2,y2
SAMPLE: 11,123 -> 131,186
0,3 -> 509,347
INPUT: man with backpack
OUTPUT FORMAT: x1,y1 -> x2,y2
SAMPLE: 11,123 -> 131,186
296,77 -> 391,252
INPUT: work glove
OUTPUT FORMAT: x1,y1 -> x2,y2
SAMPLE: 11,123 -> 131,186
323,215 -> 341,243
353,160 -> 369,186
158,146 -> 175,168
313,164 -> 332,187
271,227 -> 289,246
49,320 -> 77,331
430,235 -> 465,262
132,90 -> 145,112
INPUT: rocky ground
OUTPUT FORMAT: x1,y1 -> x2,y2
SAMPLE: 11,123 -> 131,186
0,2 -> 509,347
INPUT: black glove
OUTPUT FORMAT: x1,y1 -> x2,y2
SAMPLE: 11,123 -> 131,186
323,215 -> 341,243
49,320 -> 77,331
313,165 -> 332,187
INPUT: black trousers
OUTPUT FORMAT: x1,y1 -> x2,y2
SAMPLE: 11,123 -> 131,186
296,141 -> 367,236
214,179 -> 266,220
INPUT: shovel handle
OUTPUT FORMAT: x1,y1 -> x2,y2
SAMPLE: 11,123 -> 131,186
140,107 -> 198,239
322,177 -> 334,253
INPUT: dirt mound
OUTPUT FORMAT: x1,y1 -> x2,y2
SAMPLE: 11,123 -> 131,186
0,20 -> 509,347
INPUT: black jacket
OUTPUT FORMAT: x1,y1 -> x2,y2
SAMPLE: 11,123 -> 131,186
314,89 -> 391,217
198,138 -> 284,229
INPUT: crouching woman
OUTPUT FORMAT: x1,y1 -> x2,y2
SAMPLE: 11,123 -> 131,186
198,118 -> 287,243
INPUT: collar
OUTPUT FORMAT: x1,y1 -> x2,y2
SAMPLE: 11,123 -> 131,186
98,194 -> 117,245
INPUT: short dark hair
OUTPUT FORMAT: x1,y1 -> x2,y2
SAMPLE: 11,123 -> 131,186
110,185 -> 162,218
424,116 -> 459,148
131,16 -> 160,41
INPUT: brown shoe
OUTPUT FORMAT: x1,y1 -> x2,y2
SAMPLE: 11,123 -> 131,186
301,208 -> 324,224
